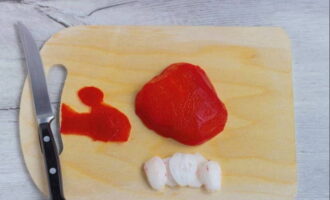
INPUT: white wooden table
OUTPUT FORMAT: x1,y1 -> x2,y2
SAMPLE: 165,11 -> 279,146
0,1 -> 328,199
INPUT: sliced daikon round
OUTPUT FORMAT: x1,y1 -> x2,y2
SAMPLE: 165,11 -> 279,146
163,158 -> 177,187
169,153 -> 202,187
194,153 -> 207,165
144,157 -> 167,190
199,161 -> 221,192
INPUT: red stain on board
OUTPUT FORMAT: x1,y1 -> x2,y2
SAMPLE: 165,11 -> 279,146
61,87 -> 131,142
135,63 -> 227,146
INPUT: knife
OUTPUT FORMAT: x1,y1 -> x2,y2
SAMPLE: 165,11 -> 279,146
17,22 -> 66,200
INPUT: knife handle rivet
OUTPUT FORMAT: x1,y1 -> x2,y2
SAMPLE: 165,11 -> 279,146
43,136 -> 50,142
49,168 -> 57,174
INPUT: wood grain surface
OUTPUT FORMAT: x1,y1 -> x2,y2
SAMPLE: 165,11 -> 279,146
20,26 -> 296,200
0,1 -> 328,200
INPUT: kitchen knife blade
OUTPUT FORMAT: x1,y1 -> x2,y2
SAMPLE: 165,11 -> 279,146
17,22 -> 54,124
17,22 -> 66,200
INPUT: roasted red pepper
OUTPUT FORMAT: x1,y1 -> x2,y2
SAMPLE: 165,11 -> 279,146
135,63 -> 227,146
61,86 -> 131,142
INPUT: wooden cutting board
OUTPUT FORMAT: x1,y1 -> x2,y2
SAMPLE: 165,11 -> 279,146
19,26 -> 296,200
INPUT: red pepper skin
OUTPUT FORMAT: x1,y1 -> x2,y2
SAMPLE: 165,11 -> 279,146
61,87 -> 131,142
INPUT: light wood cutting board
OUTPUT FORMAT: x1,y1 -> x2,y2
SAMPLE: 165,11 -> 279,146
20,26 -> 296,200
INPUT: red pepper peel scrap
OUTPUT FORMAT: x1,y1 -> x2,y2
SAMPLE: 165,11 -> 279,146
61,87 -> 131,142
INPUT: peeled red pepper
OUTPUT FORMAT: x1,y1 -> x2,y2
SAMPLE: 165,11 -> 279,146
135,63 -> 228,146
61,86 -> 131,142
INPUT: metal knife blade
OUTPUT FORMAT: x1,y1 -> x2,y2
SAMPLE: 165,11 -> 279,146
17,22 -> 54,124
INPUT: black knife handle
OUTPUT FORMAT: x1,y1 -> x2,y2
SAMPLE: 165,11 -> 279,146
39,123 -> 66,200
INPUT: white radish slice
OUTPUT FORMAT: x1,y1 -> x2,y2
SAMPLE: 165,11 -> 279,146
169,153 -> 202,187
199,161 -> 221,192
144,157 -> 167,190
189,154 -> 205,187
194,153 -> 207,165
163,158 -> 177,187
